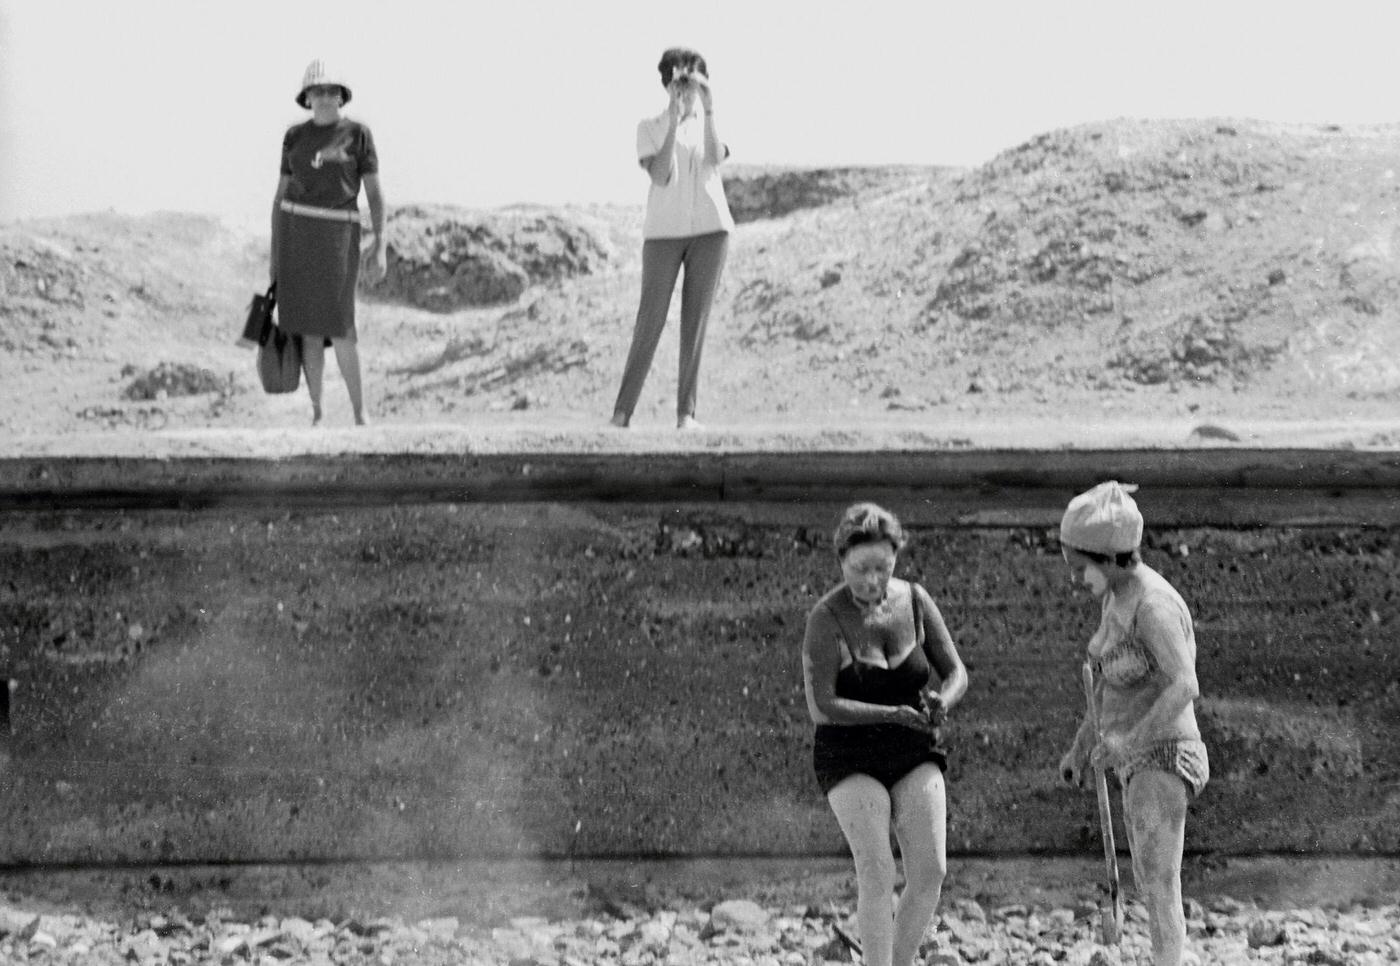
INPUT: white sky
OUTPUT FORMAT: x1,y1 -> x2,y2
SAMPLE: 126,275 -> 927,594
2,0 -> 1399,225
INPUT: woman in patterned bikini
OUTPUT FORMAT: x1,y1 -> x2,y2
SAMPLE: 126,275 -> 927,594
802,502 -> 969,966
1058,481 -> 1210,966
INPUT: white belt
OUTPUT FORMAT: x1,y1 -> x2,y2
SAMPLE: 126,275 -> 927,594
280,200 -> 361,223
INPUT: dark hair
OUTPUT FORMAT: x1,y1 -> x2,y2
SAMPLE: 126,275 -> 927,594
833,502 -> 906,558
658,47 -> 708,87
1062,543 -> 1141,569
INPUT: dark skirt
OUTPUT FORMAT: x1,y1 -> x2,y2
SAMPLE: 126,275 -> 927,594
276,211 -> 360,341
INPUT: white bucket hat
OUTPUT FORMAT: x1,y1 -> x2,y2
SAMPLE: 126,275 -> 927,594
1060,481 -> 1143,555
296,59 -> 352,108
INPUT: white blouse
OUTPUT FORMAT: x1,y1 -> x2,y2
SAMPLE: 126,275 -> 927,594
635,110 -> 735,240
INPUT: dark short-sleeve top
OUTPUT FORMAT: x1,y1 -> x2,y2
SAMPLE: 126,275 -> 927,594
279,118 -> 379,211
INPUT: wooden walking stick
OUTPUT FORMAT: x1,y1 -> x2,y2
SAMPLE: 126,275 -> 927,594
832,922 -> 862,962
1082,661 -> 1124,945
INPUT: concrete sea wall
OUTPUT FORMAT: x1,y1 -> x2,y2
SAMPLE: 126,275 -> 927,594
0,451 -> 1396,863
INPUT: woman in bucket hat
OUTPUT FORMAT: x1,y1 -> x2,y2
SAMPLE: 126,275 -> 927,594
269,59 -> 387,425
1058,481 -> 1209,966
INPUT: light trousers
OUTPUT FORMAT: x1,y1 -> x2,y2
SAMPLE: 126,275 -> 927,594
612,230 -> 729,420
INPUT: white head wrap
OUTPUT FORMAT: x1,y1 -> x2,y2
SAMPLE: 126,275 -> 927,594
1060,481 -> 1143,554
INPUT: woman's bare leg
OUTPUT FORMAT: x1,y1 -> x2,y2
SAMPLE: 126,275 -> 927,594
331,339 -> 366,425
1124,771 -> 1189,965
300,338 -> 326,425
828,775 -> 896,966
889,764 -> 947,966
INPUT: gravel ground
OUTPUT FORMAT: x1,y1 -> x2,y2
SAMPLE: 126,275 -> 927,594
0,857 -> 1397,964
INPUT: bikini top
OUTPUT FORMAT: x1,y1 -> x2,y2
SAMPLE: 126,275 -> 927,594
1091,592 -> 1173,690
1096,627 -> 1157,690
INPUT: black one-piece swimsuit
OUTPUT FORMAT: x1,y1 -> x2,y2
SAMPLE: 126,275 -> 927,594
812,599 -> 949,795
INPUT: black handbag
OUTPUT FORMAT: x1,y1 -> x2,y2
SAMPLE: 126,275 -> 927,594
258,328 -> 302,394
239,283 -> 277,347
253,284 -> 303,394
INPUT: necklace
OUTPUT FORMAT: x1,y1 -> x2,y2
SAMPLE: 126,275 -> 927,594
851,588 -> 893,624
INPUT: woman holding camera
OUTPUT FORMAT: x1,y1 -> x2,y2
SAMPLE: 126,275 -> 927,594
1058,481 -> 1209,966
802,503 -> 969,966
610,46 -> 734,430
270,59 -> 387,426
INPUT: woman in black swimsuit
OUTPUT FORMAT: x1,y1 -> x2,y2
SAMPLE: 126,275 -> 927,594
802,503 -> 969,966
